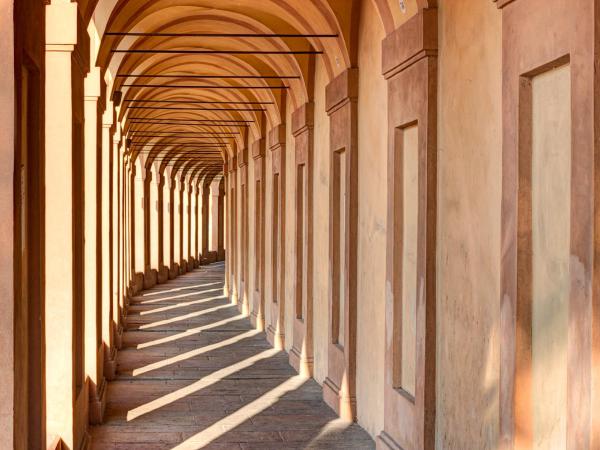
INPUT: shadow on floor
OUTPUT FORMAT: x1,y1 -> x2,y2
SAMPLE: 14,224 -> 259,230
90,262 -> 374,450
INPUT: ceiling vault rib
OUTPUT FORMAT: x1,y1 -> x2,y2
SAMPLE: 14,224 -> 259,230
117,74 -> 300,79
124,99 -> 273,105
105,32 -> 338,38
122,84 -> 288,89
111,49 -> 321,55
126,106 -> 265,111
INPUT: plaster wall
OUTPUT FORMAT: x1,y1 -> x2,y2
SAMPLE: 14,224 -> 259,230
311,56 -> 330,383
355,0 -> 387,438
436,1 -> 502,448
0,0 -> 14,443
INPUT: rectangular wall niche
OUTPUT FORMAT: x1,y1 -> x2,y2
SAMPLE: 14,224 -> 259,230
332,148 -> 346,348
295,163 -> 306,321
392,124 -> 418,399
272,174 -> 279,304
528,63 -> 571,450
255,179 -> 261,289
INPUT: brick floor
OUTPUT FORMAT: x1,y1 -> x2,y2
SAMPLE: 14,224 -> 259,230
90,262 -> 375,450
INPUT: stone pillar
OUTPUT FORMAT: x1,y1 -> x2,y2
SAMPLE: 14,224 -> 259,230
142,167 -> 152,284
182,177 -> 190,271
112,136 -> 123,346
84,63 -> 106,424
201,182 -> 210,260
251,138 -> 266,331
101,107 -> 117,379
323,68 -> 359,421
238,147 -> 249,315
133,162 -> 145,283
149,168 -> 160,273
157,173 -> 169,283
193,181 -> 200,266
44,1 -> 90,447
266,124 -> 286,350
187,180 -> 193,266
289,103 -> 314,376
223,164 -> 230,296
168,175 -> 177,279
210,179 -> 220,253
217,178 -> 225,261
229,156 -> 238,305
177,175 -> 185,272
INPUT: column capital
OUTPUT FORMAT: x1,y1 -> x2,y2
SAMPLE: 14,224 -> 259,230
84,67 -> 102,100
325,68 -> 359,116
46,2 -> 78,47
252,138 -> 266,160
292,103 -> 314,136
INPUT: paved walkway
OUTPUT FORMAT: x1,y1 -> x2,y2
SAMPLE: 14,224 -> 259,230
90,262 -> 375,449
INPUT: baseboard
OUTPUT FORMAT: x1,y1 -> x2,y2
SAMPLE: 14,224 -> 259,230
289,345 -> 313,377
376,431 -> 404,450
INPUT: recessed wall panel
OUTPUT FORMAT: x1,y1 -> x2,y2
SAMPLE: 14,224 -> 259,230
401,125 -> 418,398
531,63 -> 571,450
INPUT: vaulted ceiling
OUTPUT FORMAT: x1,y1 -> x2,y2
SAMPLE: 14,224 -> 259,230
84,0 -> 420,181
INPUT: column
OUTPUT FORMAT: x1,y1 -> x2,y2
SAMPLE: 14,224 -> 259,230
238,147 -> 249,315
149,166 -> 160,275
182,176 -> 190,271
84,63 -> 106,424
112,135 -> 123,346
266,125 -> 286,350
289,104 -> 314,376
251,138 -> 266,331
192,180 -> 200,267
133,160 -> 145,288
101,106 -> 117,380
229,156 -> 238,305
223,163 -> 230,296
217,178 -> 225,261
323,68 -> 359,421
201,182 -> 210,262
210,179 -> 220,255
157,172 -> 169,283
168,175 -> 177,278
44,1 -> 89,447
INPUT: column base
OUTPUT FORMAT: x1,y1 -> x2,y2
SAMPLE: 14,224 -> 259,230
143,269 -> 157,289
266,325 -> 285,350
131,272 -> 144,295
250,309 -> 264,331
169,263 -> 179,279
80,431 -> 91,450
323,376 -> 356,421
376,431 -> 403,450
103,344 -> 117,380
113,322 -> 123,349
289,346 -> 313,377
158,265 -> 169,284
88,376 -> 107,425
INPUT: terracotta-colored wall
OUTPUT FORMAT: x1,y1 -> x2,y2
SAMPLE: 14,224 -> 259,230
436,1 -> 502,448
355,0 -> 387,438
